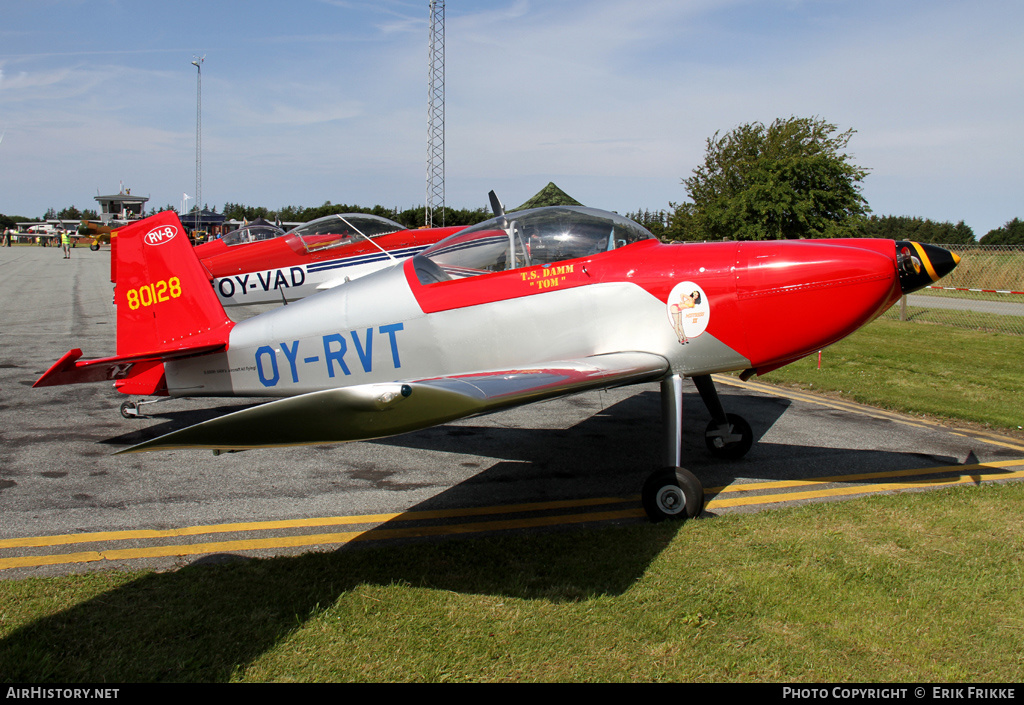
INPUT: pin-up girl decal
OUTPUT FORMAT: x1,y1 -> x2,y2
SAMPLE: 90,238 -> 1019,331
667,282 -> 710,344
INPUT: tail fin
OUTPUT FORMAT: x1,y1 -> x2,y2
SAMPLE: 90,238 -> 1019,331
34,211 -> 233,393
113,211 -> 233,356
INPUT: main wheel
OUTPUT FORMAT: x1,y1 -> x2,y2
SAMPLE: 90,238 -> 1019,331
89,243 -> 99,251
642,467 -> 704,523
704,413 -> 753,459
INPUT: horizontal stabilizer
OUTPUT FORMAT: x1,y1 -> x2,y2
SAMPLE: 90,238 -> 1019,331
119,352 -> 669,453
33,344 -> 227,388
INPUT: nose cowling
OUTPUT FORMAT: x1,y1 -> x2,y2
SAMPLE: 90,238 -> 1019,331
895,241 -> 961,295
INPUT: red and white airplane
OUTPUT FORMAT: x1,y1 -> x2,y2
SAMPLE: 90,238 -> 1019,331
35,204 -> 959,521
193,213 -> 465,306
191,219 -> 286,259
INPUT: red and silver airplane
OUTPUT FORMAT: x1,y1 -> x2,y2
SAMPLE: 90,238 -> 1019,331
35,204 -> 959,521
193,213 -> 464,306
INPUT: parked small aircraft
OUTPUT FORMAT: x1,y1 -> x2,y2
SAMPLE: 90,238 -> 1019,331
191,219 -> 286,259
79,221 -> 116,251
35,204 -> 959,521
195,213 -> 465,306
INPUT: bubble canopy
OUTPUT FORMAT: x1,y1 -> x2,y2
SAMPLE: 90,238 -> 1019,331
289,213 -> 405,255
414,206 -> 655,284
220,224 -> 285,247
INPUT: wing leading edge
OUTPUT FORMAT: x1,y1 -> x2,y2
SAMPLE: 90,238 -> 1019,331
119,352 -> 669,453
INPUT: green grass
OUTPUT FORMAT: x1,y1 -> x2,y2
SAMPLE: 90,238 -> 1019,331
1,484 -> 1022,682
758,318 -> 1024,430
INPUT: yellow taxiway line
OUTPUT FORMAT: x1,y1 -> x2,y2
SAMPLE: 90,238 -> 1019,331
707,463 -> 1024,509
0,497 -> 626,550
3,460 -> 1023,572
0,504 -> 643,571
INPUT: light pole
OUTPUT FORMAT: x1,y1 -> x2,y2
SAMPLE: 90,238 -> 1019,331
191,55 -> 204,235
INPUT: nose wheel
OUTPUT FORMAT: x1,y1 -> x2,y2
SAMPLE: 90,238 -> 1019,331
704,413 -> 753,459
693,375 -> 753,460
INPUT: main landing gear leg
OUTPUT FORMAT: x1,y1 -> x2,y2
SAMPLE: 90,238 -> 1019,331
692,374 -> 753,460
640,374 -> 705,523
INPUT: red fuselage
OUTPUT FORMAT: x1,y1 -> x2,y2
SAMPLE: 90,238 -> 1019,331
403,237 -> 904,377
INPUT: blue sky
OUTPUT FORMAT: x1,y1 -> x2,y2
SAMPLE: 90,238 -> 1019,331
1,0 -> 1021,236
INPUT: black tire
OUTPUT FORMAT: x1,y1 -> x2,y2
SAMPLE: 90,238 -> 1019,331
704,413 -> 753,459
120,400 -> 137,419
90,243 -> 99,251
642,467 -> 704,523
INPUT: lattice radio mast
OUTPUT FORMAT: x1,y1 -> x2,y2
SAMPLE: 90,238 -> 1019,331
426,1 -> 445,227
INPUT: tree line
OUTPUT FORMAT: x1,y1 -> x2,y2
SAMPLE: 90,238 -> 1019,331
977,218 -> 1024,246
5,116 -> 1020,245
626,210 -> 983,245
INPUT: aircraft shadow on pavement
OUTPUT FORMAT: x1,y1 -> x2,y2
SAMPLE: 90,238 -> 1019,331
366,388 -> 790,506
363,385 -> 981,517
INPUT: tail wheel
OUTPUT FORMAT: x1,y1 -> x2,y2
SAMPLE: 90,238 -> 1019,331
704,413 -> 753,459
642,467 -> 704,523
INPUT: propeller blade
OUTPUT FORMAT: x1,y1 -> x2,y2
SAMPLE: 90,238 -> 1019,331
488,190 -> 505,217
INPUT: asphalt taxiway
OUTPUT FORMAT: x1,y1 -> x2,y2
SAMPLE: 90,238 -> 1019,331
2,245 -> 1023,578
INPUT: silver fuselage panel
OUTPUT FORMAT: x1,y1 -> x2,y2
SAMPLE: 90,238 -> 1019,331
165,262 -> 749,397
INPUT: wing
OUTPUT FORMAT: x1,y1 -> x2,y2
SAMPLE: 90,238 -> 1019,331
119,351 -> 669,453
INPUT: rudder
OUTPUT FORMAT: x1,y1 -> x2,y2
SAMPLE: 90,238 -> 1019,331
114,211 -> 233,357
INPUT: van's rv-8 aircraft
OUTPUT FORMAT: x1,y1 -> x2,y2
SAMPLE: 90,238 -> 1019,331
190,213 -> 465,306
35,203 -> 959,521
